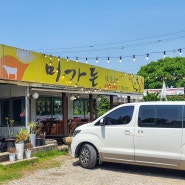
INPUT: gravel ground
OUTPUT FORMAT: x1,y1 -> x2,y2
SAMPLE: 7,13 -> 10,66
6,158 -> 185,185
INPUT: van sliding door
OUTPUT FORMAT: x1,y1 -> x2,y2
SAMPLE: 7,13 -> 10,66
135,104 -> 182,167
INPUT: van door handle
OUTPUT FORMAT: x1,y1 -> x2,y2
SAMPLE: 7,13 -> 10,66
136,130 -> 144,137
124,130 -> 131,135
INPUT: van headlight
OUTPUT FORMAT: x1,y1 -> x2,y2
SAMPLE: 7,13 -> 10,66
73,130 -> 81,137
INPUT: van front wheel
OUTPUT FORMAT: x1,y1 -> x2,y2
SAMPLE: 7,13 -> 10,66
79,144 -> 97,169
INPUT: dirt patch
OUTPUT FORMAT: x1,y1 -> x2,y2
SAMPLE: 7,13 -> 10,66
19,154 -> 72,177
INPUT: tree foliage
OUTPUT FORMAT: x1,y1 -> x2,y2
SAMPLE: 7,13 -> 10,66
99,95 -> 110,116
137,57 -> 185,89
143,91 -> 160,101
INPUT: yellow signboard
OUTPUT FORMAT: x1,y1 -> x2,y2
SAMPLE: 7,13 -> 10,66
0,44 -> 144,94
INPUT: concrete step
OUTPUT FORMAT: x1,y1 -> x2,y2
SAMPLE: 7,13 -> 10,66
0,157 -> 38,166
0,143 -> 58,163
0,143 -> 69,165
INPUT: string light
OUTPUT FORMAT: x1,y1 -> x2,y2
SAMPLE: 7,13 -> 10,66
49,55 -> 52,66
133,55 -> 136,62
119,56 -> 122,63
163,51 -> 166,58
178,48 -> 182,56
96,57 -> 98,63
107,57 -> 110,63
146,53 -> 149,61
76,57 -> 78,62
44,47 -> 184,66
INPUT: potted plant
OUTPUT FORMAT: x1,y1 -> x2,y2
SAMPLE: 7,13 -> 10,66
15,128 -> 29,160
24,142 -> 33,158
35,123 -> 45,146
29,121 -> 37,147
7,147 -> 17,162
5,117 -> 14,137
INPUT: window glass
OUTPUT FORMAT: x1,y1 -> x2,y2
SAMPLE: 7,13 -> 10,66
53,98 -> 62,115
73,99 -> 89,119
1,99 -> 9,125
138,105 -> 182,128
13,99 -> 24,125
96,106 -> 134,126
1,98 -> 25,126
183,106 -> 185,128
36,97 -> 62,120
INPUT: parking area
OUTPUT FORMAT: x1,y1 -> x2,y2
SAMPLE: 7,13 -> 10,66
6,158 -> 185,185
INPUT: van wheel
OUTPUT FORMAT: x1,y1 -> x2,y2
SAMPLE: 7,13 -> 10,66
79,144 -> 97,169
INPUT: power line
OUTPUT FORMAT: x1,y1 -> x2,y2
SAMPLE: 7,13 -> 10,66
35,30 -> 185,53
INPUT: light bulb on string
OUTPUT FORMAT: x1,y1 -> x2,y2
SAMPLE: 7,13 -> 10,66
107,57 -> 110,63
58,56 -> 60,62
178,48 -> 182,56
146,53 -> 149,61
163,51 -> 166,58
76,57 -> 78,62
86,57 -> 88,63
133,55 -> 136,62
96,57 -> 98,63
119,56 -> 122,63
49,55 -> 52,66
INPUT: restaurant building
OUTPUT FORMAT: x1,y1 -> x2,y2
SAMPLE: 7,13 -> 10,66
0,44 -> 144,138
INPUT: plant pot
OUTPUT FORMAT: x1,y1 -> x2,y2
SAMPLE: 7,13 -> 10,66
41,138 -> 46,145
5,137 -> 15,148
29,134 -> 36,147
25,150 -> 32,158
15,142 -> 24,160
9,153 -> 16,162
36,137 -> 42,146
62,136 -> 72,146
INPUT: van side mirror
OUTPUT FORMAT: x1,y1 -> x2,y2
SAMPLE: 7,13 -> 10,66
100,118 -> 105,126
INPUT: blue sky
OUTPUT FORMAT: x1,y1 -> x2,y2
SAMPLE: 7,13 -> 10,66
1,0 -> 185,74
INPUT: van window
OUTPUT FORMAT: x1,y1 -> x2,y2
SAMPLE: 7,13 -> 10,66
138,105 -> 183,128
95,106 -> 134,126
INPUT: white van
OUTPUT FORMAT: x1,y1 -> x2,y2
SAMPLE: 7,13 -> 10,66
70,101 -> 185,170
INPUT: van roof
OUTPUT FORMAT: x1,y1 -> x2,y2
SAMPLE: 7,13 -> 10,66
121,101 -> 185,106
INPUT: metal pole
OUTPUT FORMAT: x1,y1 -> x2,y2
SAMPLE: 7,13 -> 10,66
25,86 -> 30,128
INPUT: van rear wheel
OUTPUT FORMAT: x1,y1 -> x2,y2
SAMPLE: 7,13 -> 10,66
79,144 -> 97,169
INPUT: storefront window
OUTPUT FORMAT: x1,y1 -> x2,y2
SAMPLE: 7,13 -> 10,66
0,98 -> 25,126
36,97 -> 62,120
73,99 -> 89,119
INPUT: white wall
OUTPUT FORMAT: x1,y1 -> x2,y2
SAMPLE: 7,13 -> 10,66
0,84 -> 26,98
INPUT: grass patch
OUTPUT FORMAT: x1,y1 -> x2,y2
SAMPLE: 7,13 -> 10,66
0,150 -> 69,184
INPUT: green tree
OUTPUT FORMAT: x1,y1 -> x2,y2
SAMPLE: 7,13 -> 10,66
143,91 -> 160,101
137,57 -> 185,89
99,95 -> 110,116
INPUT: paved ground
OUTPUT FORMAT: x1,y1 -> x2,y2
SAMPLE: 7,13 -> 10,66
6,157 -> 185,185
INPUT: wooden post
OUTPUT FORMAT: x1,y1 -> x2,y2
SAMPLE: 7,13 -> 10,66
62,92 -> 68,136
89,94 -> 93,122
110,95 -> 114,109
127,96 -> 130,103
